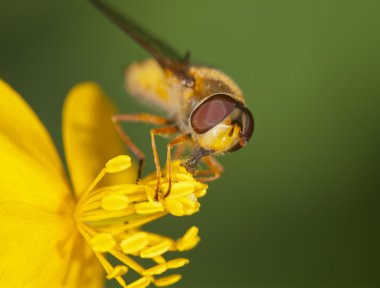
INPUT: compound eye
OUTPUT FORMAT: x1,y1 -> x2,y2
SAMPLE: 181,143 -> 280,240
241,107 -> 254,142
191,94 -> 237,134
228,108 -> 254,152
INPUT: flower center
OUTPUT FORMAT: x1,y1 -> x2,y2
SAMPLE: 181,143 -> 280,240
74,155 -> 207,288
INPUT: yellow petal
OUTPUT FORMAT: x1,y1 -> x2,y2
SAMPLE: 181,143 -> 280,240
0,80 -> 72,212
0,203 -> 81,287
0,81 -> 102,287
63,82 -> 137,197
60,232 -> 104,288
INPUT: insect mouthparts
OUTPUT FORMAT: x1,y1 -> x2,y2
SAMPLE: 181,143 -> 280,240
181,148 -> 212,174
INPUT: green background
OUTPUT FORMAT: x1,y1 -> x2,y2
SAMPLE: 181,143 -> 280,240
1,0 -> 379,287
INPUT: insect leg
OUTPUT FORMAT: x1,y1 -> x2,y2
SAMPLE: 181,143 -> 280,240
195,156 -> 224,182
150,126 -> 178,200
173,142 -> 185,160
164,134 -> 191,198
112,114 -> 169,181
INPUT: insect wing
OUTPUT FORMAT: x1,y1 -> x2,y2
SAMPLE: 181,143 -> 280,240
90,0 -> 190,80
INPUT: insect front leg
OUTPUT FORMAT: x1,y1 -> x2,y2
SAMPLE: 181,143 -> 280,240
150,126 -> 178,200
164,134 -> 192,198
112,113 -> 169,181
172,140 -> 188,161
195,156 -> 224,182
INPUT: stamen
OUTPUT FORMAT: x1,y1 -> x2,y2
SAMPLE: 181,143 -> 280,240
90,233 -> 116,252
154,274 -> 182,287
125,276 -> 150,288
105,155 -> 132,173
75,158 -> 208,287
194,182 -> 208,198
78,206 -> 135,222
153,256 -> 166,264
95,251 -> 128,287
143,263 -> 167,276
106,265 -> 129,279
173,173 -> 194,182
161,181 -> 195,199
101,194 -> 130,211
176,226 -> 200,251
77,155 -> 132,208
78,184 -> 144,208
110,250 -> 145,274
120,232 -> 149,254
140,239 -> 172,258
77,223 -> 128,287
135,202 -> 164,214
163,199 -> 184,216
178,236 -> 200,251
166,258 -> 189,269
145,186 -> 156,202
76,168 -> 106,208
178,196 -> 197,211
108,213 -> 166,233
194,187 -> 207,198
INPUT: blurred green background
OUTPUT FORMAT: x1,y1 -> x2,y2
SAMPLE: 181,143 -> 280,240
1,0 -> 379,287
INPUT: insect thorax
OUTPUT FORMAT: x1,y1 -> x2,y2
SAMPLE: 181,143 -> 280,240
125,59 -> 245,136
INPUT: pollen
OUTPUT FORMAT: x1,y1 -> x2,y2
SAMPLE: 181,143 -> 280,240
75,155 -> 208,287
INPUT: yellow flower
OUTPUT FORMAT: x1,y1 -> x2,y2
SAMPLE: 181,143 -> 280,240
0,80 -> 207,288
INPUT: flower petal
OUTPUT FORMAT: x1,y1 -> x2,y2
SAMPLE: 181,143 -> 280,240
0,203 -> 74,287
63,234 -> 104,288
63,82 -> 137,197
0,203 -> 103,288
0,80 -> 72,211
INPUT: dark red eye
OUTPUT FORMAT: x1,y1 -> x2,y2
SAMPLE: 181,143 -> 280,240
241,108 -> 254,141
228,108 -> 254,152
190,94 -> 237,134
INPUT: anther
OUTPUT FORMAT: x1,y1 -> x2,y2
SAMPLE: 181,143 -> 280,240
106,265 -> 129,279
90,233 -> 116,252
140,239 -> 172,258
101,194 -> 129,211
105,155 -> 132,173
154,274 -> 182,287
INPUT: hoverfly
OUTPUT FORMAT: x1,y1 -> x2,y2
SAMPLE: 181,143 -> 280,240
91,0 -> 254,199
